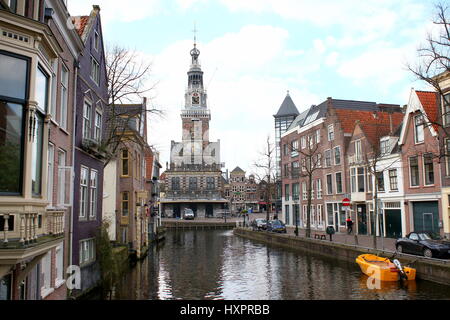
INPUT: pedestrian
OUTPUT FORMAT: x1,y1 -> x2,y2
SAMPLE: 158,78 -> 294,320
346,216 -> 353,234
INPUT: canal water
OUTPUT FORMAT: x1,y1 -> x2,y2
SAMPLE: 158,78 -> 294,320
111,229 -> 450,300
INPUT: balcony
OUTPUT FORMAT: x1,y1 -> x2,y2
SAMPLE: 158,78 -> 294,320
81,137 -> 106,159
348,154 -> 363,166
0,210 -> 64,249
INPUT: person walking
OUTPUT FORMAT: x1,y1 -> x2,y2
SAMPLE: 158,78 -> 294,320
346,216 -> 353,234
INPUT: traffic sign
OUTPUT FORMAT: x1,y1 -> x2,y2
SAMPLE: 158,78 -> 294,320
342,197 -> 351,206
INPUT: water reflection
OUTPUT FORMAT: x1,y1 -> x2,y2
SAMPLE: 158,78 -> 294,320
111,230 -> 450,300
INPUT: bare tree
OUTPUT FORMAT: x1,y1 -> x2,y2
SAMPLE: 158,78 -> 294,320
355,111 -> 402,249
408,2 -> 450,153
101,44 -> 162,166
286,133 -> 321,238
253,136 -> 277,225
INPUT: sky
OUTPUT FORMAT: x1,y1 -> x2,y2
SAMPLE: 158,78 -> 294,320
67,0 -> 439,176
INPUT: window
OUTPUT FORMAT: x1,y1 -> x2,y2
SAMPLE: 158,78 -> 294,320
302,182 -> 307,200
89,170 -> 98,219
55,245 -> 64,285
414,114 -> 424,143
90,56 -> 100,85
444,93 -> 450,126
57,150 -> 66,206
189,177 -> 198,190
325,149 -> 332,167
355,140 -> 362,162
94,111 -> 102,141
315,129 -> 320,143
377,172 -> 385,192
316,153 -> 322,167
285,184 -> 290,201
206,177 -> 215,190
334,146 -> 341,165
60,65 -> 68,129
121,192 -> 129,216
446,139 -> 450,176
380,138 -> 389,155
326,174 -> 333,195
94,30 -> 99,51
423,153 -> 434,185
47,144 -> 54,206
292,183 -> 299,200
335,172 -> 343,194
357,167 -> 365,192
350,168 -> 356,193
285,205 -> 290,225
409,156 -> 419,187
283,163 -> 288,178
389,169 -> 398,191
317,179 -> 322,199
291,139 -> 299,156
121,149 -> 130,176
291,161 -> 299,178
7,0 -> 17,12
79,167 -> 88,218
79,239 -> 95,265
172,177 -> 180,190
40,251 -> 51,295
50,59 -> 58,119
327,124 -> 334,141
283,144 -> 288,156
36,66 -> 49,113
317,204 -> 324,226
82,101 -> 92,139
31,113 -> 44,197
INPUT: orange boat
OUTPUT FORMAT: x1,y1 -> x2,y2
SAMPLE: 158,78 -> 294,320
356,254 -> 416,281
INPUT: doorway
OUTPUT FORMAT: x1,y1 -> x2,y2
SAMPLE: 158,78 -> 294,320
357,204 -> 367,235
385,209 -> 401,238
206,204 -> 214,218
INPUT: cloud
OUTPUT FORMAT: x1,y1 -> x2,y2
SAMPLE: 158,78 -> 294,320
67,0 -> 161,23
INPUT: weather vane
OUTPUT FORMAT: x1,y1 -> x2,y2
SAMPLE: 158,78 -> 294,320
192,22 -> 198,46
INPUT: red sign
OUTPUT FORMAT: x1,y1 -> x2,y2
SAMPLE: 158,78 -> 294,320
342,198 -> 351,206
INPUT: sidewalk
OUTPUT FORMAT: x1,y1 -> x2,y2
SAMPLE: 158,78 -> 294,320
285,226 -> 397,252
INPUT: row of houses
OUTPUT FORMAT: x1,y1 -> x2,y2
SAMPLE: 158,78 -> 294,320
279,74 -> 450,240
0,1 -> 161,300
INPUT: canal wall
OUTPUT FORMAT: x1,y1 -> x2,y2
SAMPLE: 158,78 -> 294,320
162,220 -> 237,230
234,228 -> 450,286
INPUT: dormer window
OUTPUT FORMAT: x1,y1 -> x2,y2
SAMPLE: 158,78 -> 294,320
380,138 -> 390,155
94,30 -> 99,51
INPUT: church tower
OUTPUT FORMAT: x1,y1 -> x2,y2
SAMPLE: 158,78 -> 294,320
161,33 -> 227,218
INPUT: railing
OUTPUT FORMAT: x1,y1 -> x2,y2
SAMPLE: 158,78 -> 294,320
165,190 -> 225,200
0,210 -> 64,247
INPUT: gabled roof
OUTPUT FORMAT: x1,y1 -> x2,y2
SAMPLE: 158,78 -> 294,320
356,111 -> 404,146
399,89 -> 439,145
71,5 -> 101,43
231,166 -> 245,174
274,92 -> 300,117
416,90 -> 439,131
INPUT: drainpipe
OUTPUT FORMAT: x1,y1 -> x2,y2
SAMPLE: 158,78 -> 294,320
69,60 -> 79,269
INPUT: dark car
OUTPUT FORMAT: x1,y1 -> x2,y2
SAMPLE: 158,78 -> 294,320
396,232 -> 450,259
267,220 -> 287,233
251,219 -> 267,231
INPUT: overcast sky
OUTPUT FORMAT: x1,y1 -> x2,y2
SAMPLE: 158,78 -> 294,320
68,0 -> 437,176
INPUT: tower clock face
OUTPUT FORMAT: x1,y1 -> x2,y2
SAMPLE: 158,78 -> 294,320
192,92 -> 200,105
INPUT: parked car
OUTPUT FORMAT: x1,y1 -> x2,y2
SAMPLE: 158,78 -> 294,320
183,209 -> 195,220
267,219 -> 287,233
396,232 -> 450,259
251,219 -> 267,231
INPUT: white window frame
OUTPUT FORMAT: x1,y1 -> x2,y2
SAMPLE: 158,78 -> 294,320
60,64 -> 69,130
83,100 -> 92,140
89,169 -> 98,219
317,179 -> 322,199
334,145 -> 341,165
335,171 -> 343,194
327,124 -> 334,141
94,109 -> 102,142
47,143 -> 54,207
90,56 -> 100,85
325,149 -> 332,167
326,174 -> 333,195
414,114 -> 424,144
57,149 -> 66,207
80,166 -> 89,219
423,153 -> 434,186
79,238 -> 96,265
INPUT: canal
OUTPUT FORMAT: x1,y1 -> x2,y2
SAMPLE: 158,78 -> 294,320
111,229 -> 450,300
